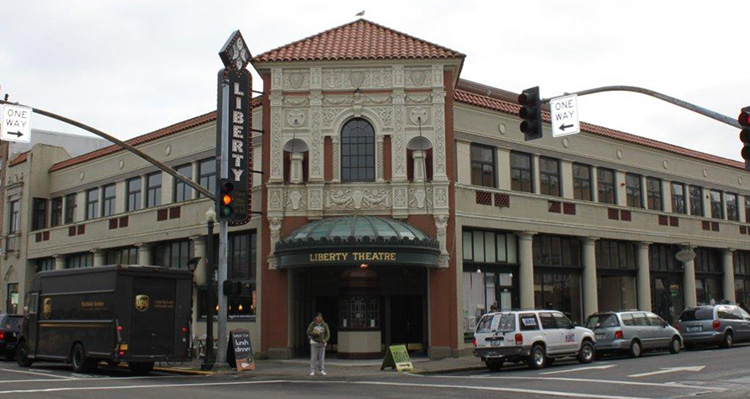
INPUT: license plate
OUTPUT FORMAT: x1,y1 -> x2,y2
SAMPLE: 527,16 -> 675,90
595,334 -> 605,340
490,339 -> 503,347
687,326 -> 701,332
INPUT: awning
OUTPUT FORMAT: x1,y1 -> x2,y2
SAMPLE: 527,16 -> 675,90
274,216 -> 440,269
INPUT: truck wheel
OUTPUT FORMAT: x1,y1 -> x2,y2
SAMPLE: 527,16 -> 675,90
628,340 -> 642,358
528,344 -> 547,370
128,362 -> 155,375
16,342 -> 33,367
578,341 -> 595,364
71,344 -> 97,373
485,359 -> 503,372
669,337 -> 681,354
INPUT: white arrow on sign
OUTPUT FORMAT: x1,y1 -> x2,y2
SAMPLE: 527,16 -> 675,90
1,104 -> 32,143
550,94 -> 580,138
540,364 -> 616,375
628,366 -> 705,378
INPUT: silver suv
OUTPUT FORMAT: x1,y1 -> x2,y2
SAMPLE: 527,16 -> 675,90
473,310 -> 596,371
585,311 -> 682,358
676,305 -> 750,349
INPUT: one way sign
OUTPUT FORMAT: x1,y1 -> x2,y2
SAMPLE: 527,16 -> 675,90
1,104 -> 32,143
550,94 -> 580,137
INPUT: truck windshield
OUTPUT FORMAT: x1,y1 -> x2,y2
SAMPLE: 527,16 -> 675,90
586,314 -> 619,329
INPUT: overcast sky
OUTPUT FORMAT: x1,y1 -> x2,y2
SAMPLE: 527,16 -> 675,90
2,1 -> 749,161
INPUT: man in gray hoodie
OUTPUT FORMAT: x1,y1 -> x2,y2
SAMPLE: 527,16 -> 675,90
307,312 -> 331,376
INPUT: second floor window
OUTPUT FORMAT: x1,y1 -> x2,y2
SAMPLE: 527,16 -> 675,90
32,198 -> 47,231
572,163 -> 592,201
341,118 -> 375,182
689,186 -> 703,216
510,152 -> 533,193
625,173 -> 642,208
127,177 -> 142,212
103,184 -> 116,217
597,168 -> 615,204
726,193 -> 739,221
174,164 -> 193,202
8,200 -> 20,233
198,158 -> 216,198
646,177 -> 662,211
710,190 -> 723,219
146,172 -> 162,207
50,197 -> 63,227
64,193 -> 77,224
671,182 -> 686,214
470,144 -> 496,187
86,188 -> 99,220
539,157 -> 560,196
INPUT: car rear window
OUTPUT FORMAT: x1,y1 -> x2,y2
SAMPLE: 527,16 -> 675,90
586,314 -> 619,329
475,313 -> 515,333
476,314 -> 495,333
3,316 -> 22,330
680,308 -> 714,321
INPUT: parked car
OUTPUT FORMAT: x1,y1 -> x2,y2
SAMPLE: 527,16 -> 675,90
675,304 -> 750,349
0,313 -> 23,360
473,310 -> 596,371
585,311 -> 682,358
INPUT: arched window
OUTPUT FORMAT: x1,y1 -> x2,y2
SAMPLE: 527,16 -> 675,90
341,118 -> 375,182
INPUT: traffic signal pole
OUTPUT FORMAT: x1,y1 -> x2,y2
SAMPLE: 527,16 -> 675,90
216,78 -> 230,367
542,85 -> 741,129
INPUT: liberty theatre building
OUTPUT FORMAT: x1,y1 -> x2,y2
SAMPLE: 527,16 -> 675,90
4,20 -> 750,359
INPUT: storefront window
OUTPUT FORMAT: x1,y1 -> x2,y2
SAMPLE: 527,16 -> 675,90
695,248 -> 723,304
596,240 -> 637,312
735,251 -> 750,306
651,276 -> 683,324
340,296 -> 379,330
534,273 -> 582,323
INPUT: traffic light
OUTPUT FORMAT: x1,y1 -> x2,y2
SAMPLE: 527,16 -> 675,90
217,178 -> 235,220
518,86 -> 543,141
740,106 -> 750,170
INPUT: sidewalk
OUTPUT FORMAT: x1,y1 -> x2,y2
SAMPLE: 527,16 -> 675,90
154,354 -> 485,377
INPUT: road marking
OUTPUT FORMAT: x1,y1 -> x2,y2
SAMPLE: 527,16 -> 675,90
420,374 -> 725,391
0,368 -> 76,380
628,366 -> 705,378
0,379 -> 650,398
0,375 -> 185,384
541,365 -> 617,375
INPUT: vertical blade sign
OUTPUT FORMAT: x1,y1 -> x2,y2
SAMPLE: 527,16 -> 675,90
216,69 -> 252,222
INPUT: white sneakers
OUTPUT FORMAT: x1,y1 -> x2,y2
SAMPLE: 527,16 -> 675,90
309,371 -> 327,376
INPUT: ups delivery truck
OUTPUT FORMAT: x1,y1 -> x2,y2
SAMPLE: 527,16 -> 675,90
16,265 -> 192,374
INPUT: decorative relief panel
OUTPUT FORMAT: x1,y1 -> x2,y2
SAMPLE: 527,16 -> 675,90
433,185 -> 449,209
409,107 -> 429,125
392,93 -> 406,179
393,186 -> 408,209
323,108 -> 347,129
374,107 -> 393,127
405,93 -> 432,104
408,187 -> 433,209
328,188 -> 391,210
310,98 -> 323,178
308,186 -> 323,211
432,92 -> 447,177
405,68 -> 432,88
322,68 -> 393,90
286,109 -> 307,127
286,189 -> 307,211
270,103 -> 284,181
283,96 -> 309,106
268,187 -> 283,211
283,70 -> 310,90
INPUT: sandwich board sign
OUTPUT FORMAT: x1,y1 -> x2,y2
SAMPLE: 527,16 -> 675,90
1,104 -> 32,143
550,94 -> 580,137
230,329 -> 255,372
380,344 -> 414,372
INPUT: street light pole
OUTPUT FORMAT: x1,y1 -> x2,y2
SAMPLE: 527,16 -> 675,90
216,78 -> 230,366
202,208 -> 216,371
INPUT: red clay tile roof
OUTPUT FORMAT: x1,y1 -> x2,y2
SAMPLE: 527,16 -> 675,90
8,151 -> 28,167
455,79 -> 746,170
49,98 -> 263,172
253,19 -> 464,63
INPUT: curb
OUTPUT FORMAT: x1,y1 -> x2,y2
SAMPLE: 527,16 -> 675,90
153,366 -> 216,376
412,366 -> 486,375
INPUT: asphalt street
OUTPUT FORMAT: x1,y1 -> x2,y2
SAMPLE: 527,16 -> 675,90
0,344 -> 748,399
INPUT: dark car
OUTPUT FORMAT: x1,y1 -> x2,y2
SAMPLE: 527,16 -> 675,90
0,313 -> 23,360
675,305 -> 750,349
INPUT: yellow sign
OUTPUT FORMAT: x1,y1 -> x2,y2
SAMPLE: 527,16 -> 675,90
309,251 -> 397,262
135,295 -> 150,312
42,298 -> 52,319
380,344 -> 414,372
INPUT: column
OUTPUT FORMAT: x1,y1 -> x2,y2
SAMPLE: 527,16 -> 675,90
723,249 -> 736,303
677,247 -> 697,308
518,232 -> 536,310
136,243 -> 152,266
54,254 -> 66,271
92,249 -> 105,267
582,237 -> 598,317
192,235 -> 207,286
289,152 -> 304,184
376,135 -> 384,183
413,150 -> 426,183
332,136 -> 340,182
591,166 -> 599,202
636,242 -> 652,311
532,155 -> 541,194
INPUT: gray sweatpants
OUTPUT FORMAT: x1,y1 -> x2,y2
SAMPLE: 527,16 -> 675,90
310,344 -> 326,373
